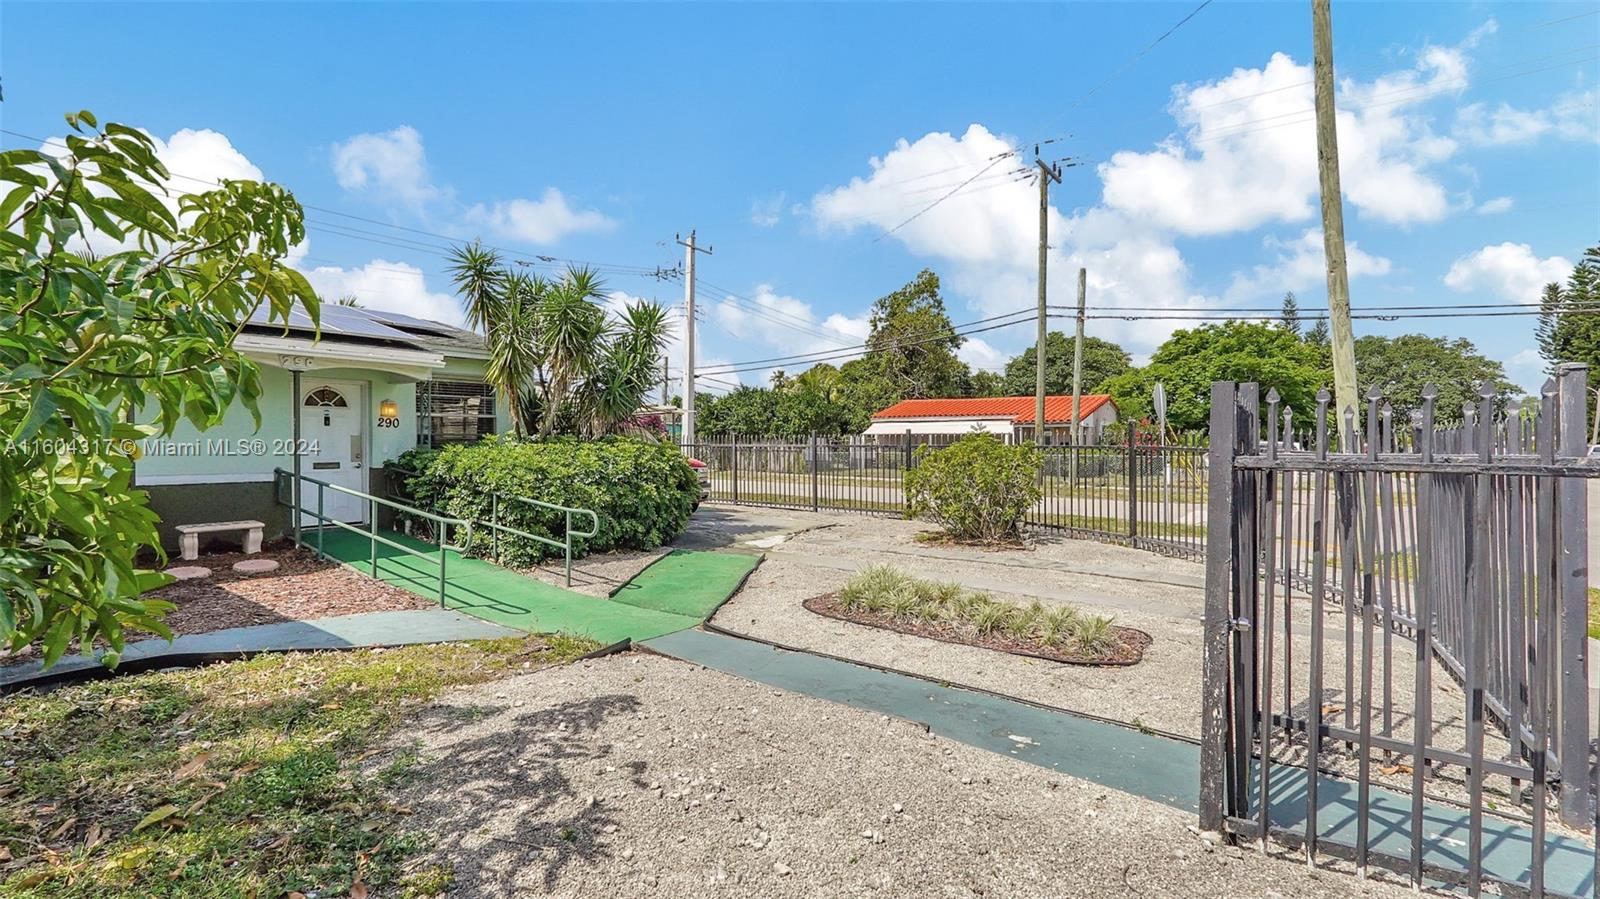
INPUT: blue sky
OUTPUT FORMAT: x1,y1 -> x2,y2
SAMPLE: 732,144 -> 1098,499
4,1 -> 1597,395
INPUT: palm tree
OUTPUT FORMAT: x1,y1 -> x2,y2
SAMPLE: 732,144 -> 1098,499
446,243 -> 672,439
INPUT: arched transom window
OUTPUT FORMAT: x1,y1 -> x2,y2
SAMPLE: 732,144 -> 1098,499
303,387 -> 348,408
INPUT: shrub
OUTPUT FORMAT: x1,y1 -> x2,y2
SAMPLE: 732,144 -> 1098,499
393,436 -> 700,565
904,435 -> 1043,542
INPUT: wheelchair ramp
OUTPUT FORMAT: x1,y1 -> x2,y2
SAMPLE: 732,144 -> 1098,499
314,529 -> 756,644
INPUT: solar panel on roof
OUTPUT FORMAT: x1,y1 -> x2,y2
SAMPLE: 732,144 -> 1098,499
246,302 -> 421,342
317,305 -> 417,340
363,309 -> 464,337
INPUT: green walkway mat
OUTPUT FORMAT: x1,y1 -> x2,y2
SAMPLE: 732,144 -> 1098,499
610,550 -> 760,618
310,528 -> 754,644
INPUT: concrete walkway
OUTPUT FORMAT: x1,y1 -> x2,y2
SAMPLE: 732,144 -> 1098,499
646,627 -> 1596,898
1,608 -> 520,691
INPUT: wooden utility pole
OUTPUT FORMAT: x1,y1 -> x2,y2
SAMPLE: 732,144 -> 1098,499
676,230 -> 712,449
1312,0 -> 1358,429
1035,153 -> 1062,446
1070,267 -> 1087,446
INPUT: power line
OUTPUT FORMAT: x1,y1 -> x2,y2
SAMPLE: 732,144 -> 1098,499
871,151 -> 1017,242
698,307 -> 1035,373
0,127 -> 680,280
700,310 -> 1040,376
1067,0 -> 1215,112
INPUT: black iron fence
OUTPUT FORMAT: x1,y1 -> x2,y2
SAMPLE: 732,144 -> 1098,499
680,431 -> 1209,556
1200,370 -> 1595,897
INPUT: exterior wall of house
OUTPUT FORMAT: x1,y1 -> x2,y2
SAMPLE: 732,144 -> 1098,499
136,356 -> 496,550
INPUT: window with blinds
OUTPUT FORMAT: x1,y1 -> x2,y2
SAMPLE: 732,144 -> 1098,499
416,380 -> 497,447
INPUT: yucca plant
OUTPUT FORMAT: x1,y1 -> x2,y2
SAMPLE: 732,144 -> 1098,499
839,565 -> 911,613
1038,606 -> 1083,647
1072,614 -> 1118,655
448,245 -> 672,439
969,599 -> 1014,636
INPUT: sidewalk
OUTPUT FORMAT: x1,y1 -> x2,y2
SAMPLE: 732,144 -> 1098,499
1,608 -> 520,691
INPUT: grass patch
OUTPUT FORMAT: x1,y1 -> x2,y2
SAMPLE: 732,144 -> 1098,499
0,634 -> 597,899
833,565 -> 1124,659
1589,587 -> 1600,640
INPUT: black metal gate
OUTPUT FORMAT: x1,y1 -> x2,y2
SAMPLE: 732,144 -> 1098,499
1200,368 -> 1595,896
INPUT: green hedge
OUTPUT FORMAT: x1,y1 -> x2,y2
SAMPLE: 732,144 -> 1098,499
393,436 -> 699,566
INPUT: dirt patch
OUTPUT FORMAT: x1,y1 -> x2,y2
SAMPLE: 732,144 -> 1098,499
802,593 -> 1150,666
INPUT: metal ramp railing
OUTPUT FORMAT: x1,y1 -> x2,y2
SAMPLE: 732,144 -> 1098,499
274,468 -> 471,606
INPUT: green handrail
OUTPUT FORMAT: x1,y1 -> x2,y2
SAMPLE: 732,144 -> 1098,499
274,468 -> 471,607
486,493 -> 600,587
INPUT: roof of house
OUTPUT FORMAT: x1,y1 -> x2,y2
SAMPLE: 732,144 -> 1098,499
871,395 -> 1115,425
242,303 -> 486,357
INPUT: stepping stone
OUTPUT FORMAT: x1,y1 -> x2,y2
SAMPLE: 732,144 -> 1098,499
232,559 -> 281,575
166,566 -> 212,581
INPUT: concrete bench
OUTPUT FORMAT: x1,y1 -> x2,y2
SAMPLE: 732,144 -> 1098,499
176,520 -> 265,561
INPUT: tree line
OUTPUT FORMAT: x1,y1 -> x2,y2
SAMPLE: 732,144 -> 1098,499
694,252 -> 1599,438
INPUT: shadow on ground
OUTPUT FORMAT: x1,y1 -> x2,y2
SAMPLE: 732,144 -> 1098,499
389,693 -> 645,893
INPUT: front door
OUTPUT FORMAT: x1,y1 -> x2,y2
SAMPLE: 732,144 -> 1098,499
298,380 -> 366,525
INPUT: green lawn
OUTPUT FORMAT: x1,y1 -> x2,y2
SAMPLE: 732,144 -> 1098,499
1589,587 -> 1600,640
0,635 -> 597,899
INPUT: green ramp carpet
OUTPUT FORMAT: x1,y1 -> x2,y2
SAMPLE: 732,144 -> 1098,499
610,550 -> 760,619
310,528 -> 755,644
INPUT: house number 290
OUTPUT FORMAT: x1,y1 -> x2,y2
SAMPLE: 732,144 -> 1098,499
377,416 -> 402,428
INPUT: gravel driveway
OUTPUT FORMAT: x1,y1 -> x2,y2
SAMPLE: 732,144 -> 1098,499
383,652 -> 1415,898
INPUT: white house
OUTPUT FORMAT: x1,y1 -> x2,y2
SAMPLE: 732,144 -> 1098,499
863,395 -> 1118,445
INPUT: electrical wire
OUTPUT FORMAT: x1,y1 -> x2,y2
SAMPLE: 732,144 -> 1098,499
700,312 -> 1040,376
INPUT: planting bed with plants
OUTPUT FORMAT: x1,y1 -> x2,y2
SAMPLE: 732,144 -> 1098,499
804,566 -> 1149,666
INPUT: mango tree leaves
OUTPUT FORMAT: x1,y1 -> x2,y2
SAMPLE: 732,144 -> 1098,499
0,111 -> 319,665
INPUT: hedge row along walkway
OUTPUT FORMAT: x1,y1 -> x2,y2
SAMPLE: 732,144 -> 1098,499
644,628 -> 1595,897
314,528 -> 759,644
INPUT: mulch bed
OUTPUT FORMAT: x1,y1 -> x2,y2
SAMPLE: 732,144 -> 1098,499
802,594 -> 1151,667
1,541 -> 434,668
147,542 -> 436,636
912,531 -> 1033,552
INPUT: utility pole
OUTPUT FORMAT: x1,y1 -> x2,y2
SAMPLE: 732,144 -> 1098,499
1070,267 -> 1087,446
1312,0 -> 1358,431
1034,152 -> 1062,446
661,356 -> 670,406
676,230 -> 712,449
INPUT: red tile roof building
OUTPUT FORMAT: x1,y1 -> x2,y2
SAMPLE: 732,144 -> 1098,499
864,395 -> 1118,444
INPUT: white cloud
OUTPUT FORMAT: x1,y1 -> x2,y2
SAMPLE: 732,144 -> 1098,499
331,126 -> 439,205
157,128 -> 264,185
37,127 -> 267,256
711,283 -> 868,357
1506,347 -> 1547,394
806,24 -> 1502,362
1098,36 -> 1474,233
750,192 -> 786,227
1455,89 -> 1599,146
1225,228 -> 1391,301
809,126 -> 1213,357
1476,196 -> 1514,215
958,337 -> 1006,373
812,124 -> 1038,268
462,188 -> 616,244
1443,243 -> 1572,301
329,126 -> 614,244
301,260 -> 465,327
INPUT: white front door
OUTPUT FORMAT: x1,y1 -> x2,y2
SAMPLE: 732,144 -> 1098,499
298,380 -> 367,525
